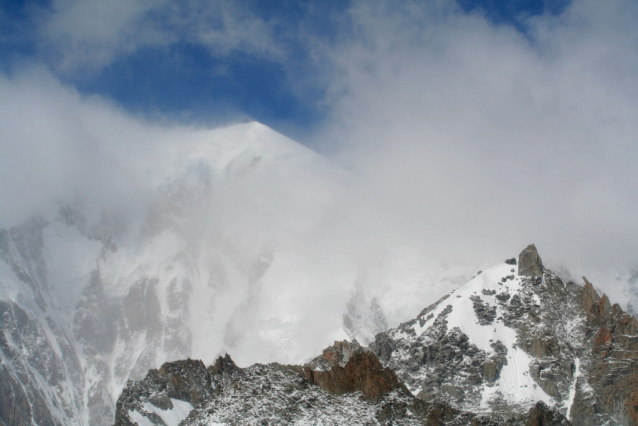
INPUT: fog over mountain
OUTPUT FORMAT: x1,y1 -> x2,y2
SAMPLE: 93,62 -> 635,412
3,0 -> 638,267
1,0 -> 638,424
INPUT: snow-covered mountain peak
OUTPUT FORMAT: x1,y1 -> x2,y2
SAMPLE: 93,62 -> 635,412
397,255 -> 554,411
3,118 -> 638,425
370,245 -> 638,424
174,121 -> 327,178
0,121 -> 367,426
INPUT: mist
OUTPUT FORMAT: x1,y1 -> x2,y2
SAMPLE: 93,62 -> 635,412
316,0 -> 638,271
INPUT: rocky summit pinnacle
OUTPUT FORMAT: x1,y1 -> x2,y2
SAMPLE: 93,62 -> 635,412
518,244 -> 544,277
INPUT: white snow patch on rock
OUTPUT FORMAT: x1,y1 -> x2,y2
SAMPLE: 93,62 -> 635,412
128,410 -> 153,426
566,358 -> 580,420
128,399 -> 193,426
144,399 -> 193,426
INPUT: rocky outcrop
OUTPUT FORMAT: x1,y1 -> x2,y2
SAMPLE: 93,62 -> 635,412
114,343 -> 571,425
0,220 -> 84,426
518,244 -> 544,277
114,356 -> 241,425
525,402 -> 571,426
470,295 -> 497,325
369,296 -> 505,413
0,362 -> 57,426
572,278 -> 638,425
302,340 -> 404,400
113,243 -> 638,425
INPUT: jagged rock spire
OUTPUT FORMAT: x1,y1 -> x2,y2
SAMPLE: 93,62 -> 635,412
518,244 -> 544,277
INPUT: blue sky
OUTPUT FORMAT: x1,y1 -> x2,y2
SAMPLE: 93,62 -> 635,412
1,0 -> 568,138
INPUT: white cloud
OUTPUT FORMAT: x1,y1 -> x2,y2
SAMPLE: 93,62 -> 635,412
0,67 -> 189,226
37,0 -> 284,70
4,0 -> 638,271
313,0 -> 638,268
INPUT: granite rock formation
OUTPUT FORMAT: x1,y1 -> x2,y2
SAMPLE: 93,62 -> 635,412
518,244 -> 544,278
114,342 -> 570,425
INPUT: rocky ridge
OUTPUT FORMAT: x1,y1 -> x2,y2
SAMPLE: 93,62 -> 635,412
114,338 -> 569,425
111,244 -> 638,425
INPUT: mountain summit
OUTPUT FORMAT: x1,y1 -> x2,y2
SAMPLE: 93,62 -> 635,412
0,122 -> 347,425
1,121 -> 637,426
369,244 -> 638,424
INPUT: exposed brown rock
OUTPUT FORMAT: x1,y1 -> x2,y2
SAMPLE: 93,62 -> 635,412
578,279 -> 638,425
424,401 -> 460,425
482,361 -> 497,382
597,295 -> 612,318
593,327 -> 612,357
523,336 -> 560,358
625,390 -> 638,424
581,277 -> 599,311
580,277 -> 615,327
303,341 -> 403,400
320,340 -> 353,366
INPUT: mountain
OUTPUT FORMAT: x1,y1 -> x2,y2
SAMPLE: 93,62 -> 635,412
113,245 -> 638,425
0,122 -> 354,425
113,340 -> 569,426
2,122 -> 637,425
0,122 -> 476,425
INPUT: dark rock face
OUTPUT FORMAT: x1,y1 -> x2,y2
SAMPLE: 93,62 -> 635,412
302,340 -> 403,400
470,295 -> 497,325
0,220 -> 84,426
114,356 -> 241,425
114,344 -> 570,425
518,244 -> 544,277
0,361 -> 57,426
525,401 -> 571,426
571,278 -> 638,426
73,270 -> 118,426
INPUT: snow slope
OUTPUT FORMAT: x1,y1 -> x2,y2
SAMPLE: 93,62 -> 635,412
411,262 -> 553,408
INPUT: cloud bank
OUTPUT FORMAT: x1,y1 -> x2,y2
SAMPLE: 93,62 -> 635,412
319,0 -> 638,269
2,0 -> 638,276
36,0 -> 284,71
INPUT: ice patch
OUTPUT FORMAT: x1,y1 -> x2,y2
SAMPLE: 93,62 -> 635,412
145,399 -> 193,426
128,410 -> 153,426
